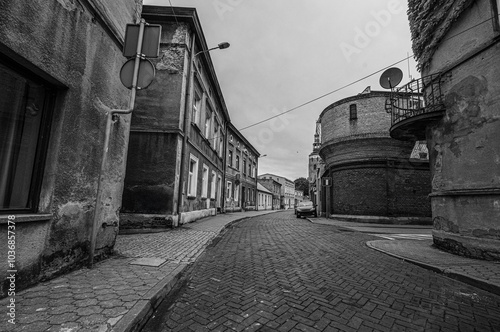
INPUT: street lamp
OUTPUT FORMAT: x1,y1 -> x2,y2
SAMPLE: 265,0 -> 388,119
195,42 -> 230,57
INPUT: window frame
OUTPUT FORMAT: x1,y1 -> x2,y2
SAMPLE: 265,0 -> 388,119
349,104 -> 357,120
187,154 -> 199,197
492,0 -> 500,31
226,181 -> 233,199
211,171 -> 217,199
0,54 -> 57,213
202,164 -> 209,198
204,108 -> 212,139
192,81 -> 203,127
228,150 -> 233,167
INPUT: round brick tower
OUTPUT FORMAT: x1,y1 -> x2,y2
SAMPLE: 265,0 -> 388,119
318,90 -> 432,223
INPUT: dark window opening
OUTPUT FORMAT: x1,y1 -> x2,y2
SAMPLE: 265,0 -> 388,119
349,104 -> 357,120
491,0 -> 500,31
0,55 -> 56,213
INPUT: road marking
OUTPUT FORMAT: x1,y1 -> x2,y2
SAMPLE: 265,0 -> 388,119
370,234 -> 432,241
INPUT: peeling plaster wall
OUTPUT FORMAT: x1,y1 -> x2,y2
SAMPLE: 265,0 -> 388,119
0,0 -> 140,296
408,0 -> 500,259
121,20 -> 190,228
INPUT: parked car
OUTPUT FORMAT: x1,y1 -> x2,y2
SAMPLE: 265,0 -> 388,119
295,201 -> 317,218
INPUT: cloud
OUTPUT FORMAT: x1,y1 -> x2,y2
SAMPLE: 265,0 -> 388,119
144,0 -> 419,180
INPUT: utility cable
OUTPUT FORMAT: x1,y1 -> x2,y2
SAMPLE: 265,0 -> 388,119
237,14 -> 498,132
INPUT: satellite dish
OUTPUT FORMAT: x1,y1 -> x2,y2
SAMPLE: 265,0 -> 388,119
379,68 -> 403,89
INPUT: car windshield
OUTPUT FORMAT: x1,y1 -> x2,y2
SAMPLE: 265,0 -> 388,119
298,201 -> 313,207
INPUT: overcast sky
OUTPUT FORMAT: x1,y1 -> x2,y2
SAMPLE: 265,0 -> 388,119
144,0 -> 420,181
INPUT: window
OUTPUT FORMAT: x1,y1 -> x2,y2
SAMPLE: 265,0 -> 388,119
228,150 -> 233,167
187,154 -> 199,196
205,109 -> 212,138
211,171 -> 217,199
213,120 -> 220,151
234,184 -> 239,203
192,84 -> 202,126
243,159 -> 247,175
0,57 -> 56,212
219,135 -> 224,158
492,0 -> 500,31
236,155 -> 240,170
202,164 -> 209,198
217,175 -> 222,204
349,104 -> 357,120
226,181 -> 232,199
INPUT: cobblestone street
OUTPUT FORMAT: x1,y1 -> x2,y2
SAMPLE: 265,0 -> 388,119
143,212 -> 500,332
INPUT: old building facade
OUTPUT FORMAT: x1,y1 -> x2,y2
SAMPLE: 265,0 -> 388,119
257,178 -> 282,210
259,173 -> 295,209
121,6 -> 230,228
396,0 -> 500,259
309,120 -> 326,213
225,123 -> 260,212
257,183 -> 273,211
0,0 -> 141,296
318,90 -> 432,223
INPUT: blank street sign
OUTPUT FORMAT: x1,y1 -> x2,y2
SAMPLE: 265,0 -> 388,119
123,24 -> 161,58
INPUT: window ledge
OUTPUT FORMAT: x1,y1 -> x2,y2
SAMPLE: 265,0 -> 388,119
0,213 -> 52,225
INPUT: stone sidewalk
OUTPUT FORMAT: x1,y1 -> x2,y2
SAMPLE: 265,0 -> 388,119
1,210 -> 278,332
311,217 -> 500,297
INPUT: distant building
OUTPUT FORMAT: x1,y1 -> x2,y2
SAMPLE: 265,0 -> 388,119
394,0 -> 500,260
294,190 -> 304,206
121,6 -> 230,227
318,89 -> 432,223
257,178 -> 281,210
258,174 -> 295,209
225,122 -> 260,212
0,0 -> 140,297
309,120 -> 326,214
257,183 -> 273,211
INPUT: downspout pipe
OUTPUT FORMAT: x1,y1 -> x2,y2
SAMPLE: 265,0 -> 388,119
221,120 -> 228,213
88,19 -> 146,268
177,32 -> 197,224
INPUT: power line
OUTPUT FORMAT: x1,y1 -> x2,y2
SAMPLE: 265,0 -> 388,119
237,14 -> 498,132
168,0 -> 180,25
238,54 -> 413,132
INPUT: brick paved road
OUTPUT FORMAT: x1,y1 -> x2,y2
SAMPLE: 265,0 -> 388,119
142,212 -> 500,332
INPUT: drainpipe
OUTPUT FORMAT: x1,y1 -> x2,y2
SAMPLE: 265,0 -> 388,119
89,19 -> 146,268
221,120 -> 228,213
176,32 -> 197,225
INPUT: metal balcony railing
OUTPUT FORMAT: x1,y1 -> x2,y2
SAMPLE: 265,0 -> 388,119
385,73 -> 444,126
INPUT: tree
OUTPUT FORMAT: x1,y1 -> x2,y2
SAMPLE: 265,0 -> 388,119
294,177 -> 309,196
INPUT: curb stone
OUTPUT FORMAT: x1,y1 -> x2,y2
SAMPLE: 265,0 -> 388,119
366,241 -> 500,297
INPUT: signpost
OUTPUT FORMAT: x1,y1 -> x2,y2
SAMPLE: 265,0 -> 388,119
90,19 -> 160,269
120,21 -> 161,90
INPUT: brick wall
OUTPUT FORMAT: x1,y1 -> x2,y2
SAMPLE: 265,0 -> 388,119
331,163 -> 431,217
319,92 -> 432,218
